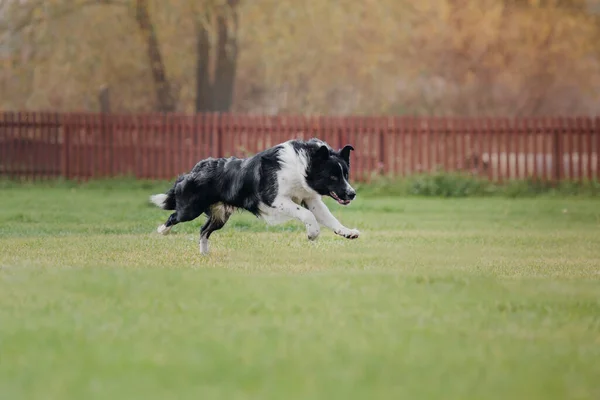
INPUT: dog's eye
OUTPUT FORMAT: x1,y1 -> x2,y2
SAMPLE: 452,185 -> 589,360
330,176 -> 338,181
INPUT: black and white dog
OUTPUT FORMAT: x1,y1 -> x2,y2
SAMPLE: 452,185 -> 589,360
149,138 -> 360,254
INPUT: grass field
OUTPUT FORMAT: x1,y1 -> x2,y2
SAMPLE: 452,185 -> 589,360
1,182 -> 599,400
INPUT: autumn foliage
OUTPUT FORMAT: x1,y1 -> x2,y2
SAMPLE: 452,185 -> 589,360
0,0 -> 599,116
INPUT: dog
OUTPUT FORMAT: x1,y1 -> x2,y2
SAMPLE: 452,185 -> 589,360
149,138 -> 360,254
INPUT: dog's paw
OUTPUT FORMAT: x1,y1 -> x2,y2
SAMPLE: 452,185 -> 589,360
335,227 -> 360,239
307,224 -> 320,241
157,224 -> 171,235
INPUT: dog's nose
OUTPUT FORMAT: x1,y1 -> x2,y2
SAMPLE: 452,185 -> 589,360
348,191 -> 356,200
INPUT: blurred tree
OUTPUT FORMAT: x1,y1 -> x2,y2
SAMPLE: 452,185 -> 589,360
398,0 -> 600,115
135,0 -> 175,111
192,0 -> 240,112
0,0 -> 598,115
0,0 -> 240,112
212,0 -> 239,112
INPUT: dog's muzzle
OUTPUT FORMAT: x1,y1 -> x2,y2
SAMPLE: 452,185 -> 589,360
330,190 -> 356,205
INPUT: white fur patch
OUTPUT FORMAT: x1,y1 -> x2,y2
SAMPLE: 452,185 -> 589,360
339,162 -> 355,196
200,237 -> 209,254
157,224 -> 171,235
275,142 -> 319,198
258,202 -> 294,225
259,195 -> 320,239
150,193 -> 168,208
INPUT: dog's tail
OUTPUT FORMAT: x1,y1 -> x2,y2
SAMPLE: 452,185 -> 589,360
149,192 -> 174,210
149,175 -> 184,210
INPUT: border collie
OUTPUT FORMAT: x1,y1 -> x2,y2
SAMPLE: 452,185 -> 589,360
149,138 -> 360,254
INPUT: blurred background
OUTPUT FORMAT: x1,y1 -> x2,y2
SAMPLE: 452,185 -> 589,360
2,0 -> 600,117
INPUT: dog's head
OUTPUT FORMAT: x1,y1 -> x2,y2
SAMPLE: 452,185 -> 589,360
306,144 -> 356,205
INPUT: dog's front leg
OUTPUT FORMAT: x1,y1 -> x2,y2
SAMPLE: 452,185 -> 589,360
303,197 -> 360,239
272,197 -> 321,240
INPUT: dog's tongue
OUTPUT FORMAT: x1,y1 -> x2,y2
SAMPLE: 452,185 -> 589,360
331,192 -> 351,205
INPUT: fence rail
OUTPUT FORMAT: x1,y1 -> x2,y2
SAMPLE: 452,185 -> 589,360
1,111 -> 599,182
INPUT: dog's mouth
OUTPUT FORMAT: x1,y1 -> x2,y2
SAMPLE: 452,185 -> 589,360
330,191 -> 351,205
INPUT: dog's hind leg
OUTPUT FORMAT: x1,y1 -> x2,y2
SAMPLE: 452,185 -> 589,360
199,204 -> 232,255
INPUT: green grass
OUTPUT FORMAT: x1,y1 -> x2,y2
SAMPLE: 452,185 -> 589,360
1,183 -> 599,400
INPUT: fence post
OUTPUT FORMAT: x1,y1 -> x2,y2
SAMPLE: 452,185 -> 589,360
62,114 -> 71,180
378,117 -> 385,176
99,87 -> 112,178
552,118 -> 562,183
596,117 -> 600,181
484,118 -> 493,181
576,117 -> 583,181
541,117 -> 550,182
401,116 -> 410,176
514,117 -> 521,179
215,112 -> 223,157
584,117 -> 593,181
337,117 -> 344,151
103,111 -> 113,177
530,118 -> 538,181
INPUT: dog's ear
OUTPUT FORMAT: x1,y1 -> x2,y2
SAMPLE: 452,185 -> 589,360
339,145 -> 354,164
315,145 -> 330,160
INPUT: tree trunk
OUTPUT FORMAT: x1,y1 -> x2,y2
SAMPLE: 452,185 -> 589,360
135,0 -> 176,112
212,0 -> 239,112
195,17 -> 212,112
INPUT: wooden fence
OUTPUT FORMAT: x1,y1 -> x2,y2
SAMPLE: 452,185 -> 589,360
1,111 -> 599,182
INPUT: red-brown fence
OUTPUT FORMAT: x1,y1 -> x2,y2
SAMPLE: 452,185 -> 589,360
1,111 -> 599,182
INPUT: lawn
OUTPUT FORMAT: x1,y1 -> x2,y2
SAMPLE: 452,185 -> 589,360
0,183 -> 599,400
